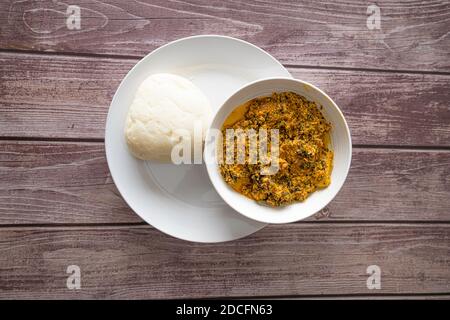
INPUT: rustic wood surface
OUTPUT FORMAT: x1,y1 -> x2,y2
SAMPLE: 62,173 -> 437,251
0,224 -> 448,299
1,141 -> 450,224
0,0 -> 449,299
1,0 -> 449,71
1,52 -> 450,146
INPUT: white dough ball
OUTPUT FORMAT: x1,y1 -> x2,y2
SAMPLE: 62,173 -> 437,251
124,73 -> 212,162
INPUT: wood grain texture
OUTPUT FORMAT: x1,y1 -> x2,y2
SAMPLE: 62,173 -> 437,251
1,141 -> 449,224
0,224 -> 448,298
0,0 -> 449,300
0,141 -> 140,224
1,0 -> 449,72
1,52 -> 449,146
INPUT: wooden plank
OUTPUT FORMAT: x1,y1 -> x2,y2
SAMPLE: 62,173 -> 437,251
0,53 -> 129,140
1,141 -> 450,224
0,224 -> 448,298
0,141 -> 141,224
1,53 -> 449,146
1,0 -> 449,71
295,70 -> 450,147
324,148 -> 450,222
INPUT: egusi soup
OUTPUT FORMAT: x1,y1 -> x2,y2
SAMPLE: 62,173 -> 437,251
219,92 -> 333,207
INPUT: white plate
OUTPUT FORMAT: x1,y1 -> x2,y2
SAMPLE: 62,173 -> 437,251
105,35 -> 292,243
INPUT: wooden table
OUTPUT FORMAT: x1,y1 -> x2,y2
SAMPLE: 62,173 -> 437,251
0,0 -> 449,299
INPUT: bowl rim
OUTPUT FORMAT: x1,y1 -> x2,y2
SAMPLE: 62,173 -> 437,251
204,77 -> 352,224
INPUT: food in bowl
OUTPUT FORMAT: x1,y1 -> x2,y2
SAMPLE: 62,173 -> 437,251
219,92 -> 333,207
124,73 -> 212,162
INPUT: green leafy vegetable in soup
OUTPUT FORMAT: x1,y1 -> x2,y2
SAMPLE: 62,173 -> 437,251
219,92 -> 333,207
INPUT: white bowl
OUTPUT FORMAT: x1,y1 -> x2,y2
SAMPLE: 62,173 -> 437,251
204,78 -> 352,224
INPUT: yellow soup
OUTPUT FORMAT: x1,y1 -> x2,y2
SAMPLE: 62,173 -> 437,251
219,92 -> 333,207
